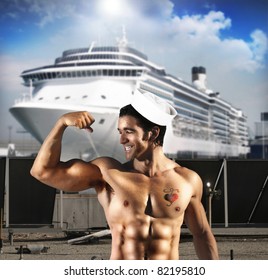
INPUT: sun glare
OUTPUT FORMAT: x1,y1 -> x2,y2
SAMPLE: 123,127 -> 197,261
97,0 -> 125,17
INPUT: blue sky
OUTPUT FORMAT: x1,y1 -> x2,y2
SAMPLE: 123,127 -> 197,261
0,0 -> 267,143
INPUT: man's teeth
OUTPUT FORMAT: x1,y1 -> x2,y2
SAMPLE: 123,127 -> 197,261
125,146 -> 132,151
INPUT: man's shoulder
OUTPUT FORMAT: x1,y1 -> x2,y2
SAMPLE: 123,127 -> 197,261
173,164 -> 202,184
173,162 -> 190,174
91,156 -> 124,170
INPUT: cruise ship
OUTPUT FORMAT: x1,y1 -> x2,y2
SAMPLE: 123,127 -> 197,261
10,33 -> 250,161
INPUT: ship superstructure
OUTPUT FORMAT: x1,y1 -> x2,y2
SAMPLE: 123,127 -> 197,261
10,33 -> 250,161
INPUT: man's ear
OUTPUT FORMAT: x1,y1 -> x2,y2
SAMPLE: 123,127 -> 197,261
149,126 -> 160,142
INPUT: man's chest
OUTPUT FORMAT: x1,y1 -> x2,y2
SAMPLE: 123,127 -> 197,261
145,177 -> 193,219
104,170 -> 193,219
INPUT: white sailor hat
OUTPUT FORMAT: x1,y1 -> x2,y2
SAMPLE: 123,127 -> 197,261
131,89 -> 177,126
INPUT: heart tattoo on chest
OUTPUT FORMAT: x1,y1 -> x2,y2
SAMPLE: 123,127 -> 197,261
163,187 -> 179,206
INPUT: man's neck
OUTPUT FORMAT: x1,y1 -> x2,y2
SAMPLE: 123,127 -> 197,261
132,146 -> 168,177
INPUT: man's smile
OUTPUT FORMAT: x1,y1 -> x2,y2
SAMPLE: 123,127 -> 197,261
124,145 -> 133,152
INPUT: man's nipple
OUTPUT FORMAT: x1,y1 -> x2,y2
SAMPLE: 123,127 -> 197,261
123,200 -> 129,207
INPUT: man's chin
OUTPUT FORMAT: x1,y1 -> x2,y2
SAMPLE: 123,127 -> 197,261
124,154 -> 132,160
124,152 -> 134,161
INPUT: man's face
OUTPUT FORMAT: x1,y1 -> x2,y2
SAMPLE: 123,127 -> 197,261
118,115 -> 150,160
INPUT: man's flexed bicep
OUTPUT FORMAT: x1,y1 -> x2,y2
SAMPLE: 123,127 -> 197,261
31,158 -> 104,192
30,111 -> 103,192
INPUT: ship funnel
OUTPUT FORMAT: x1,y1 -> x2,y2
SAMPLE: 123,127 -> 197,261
192,66 -> 207,92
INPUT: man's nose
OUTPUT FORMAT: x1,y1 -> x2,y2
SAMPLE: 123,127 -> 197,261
120,133 -> 128,144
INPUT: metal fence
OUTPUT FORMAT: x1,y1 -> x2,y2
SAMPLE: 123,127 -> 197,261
0,158 -> 267,229
0,158 -> 5,210
177,159 -> 268,225
3,158 -> 56,227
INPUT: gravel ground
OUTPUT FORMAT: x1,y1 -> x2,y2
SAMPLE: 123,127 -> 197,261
0,231 -> 267,260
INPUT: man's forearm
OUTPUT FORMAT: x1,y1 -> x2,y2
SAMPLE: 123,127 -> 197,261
193,232 -> 219,260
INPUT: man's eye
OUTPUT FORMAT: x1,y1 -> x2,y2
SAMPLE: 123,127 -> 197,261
126,130 -> 133,134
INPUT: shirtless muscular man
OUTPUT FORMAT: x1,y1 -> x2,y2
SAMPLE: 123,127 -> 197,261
31,90 -> 219,260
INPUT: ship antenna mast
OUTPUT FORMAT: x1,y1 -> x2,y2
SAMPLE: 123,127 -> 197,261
117,25 -> 128,47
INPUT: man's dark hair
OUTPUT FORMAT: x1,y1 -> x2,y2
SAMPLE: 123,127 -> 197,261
119,104 -> 166,146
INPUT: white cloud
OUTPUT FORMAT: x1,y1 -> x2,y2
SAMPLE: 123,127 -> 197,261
176,11 -> 231,38
153,10 -> 267,74
249,29 -> 268,65
30,1 -> 77,28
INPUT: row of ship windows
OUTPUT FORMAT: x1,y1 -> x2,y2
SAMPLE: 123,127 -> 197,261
140,81 -> 206,111
140,82 -> 210,125
175,87 -> 210,106
213,115 -> 247,130
178,111 -> 209,125
175,100 -> 208,116
176,110 -> 247,137
213,124 -> 248,136
212,106 -> 247,123
139,84 -> 173,101
176,120 -> 245,141
38,94 -> 107,101
146,73 -> 212,108
23,69 -> 144,83
211,103 -> 241,118
215,130 -> 246,139
56,54 -> 141,65
145,79 -> 174,95
62,47 -> 147,60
